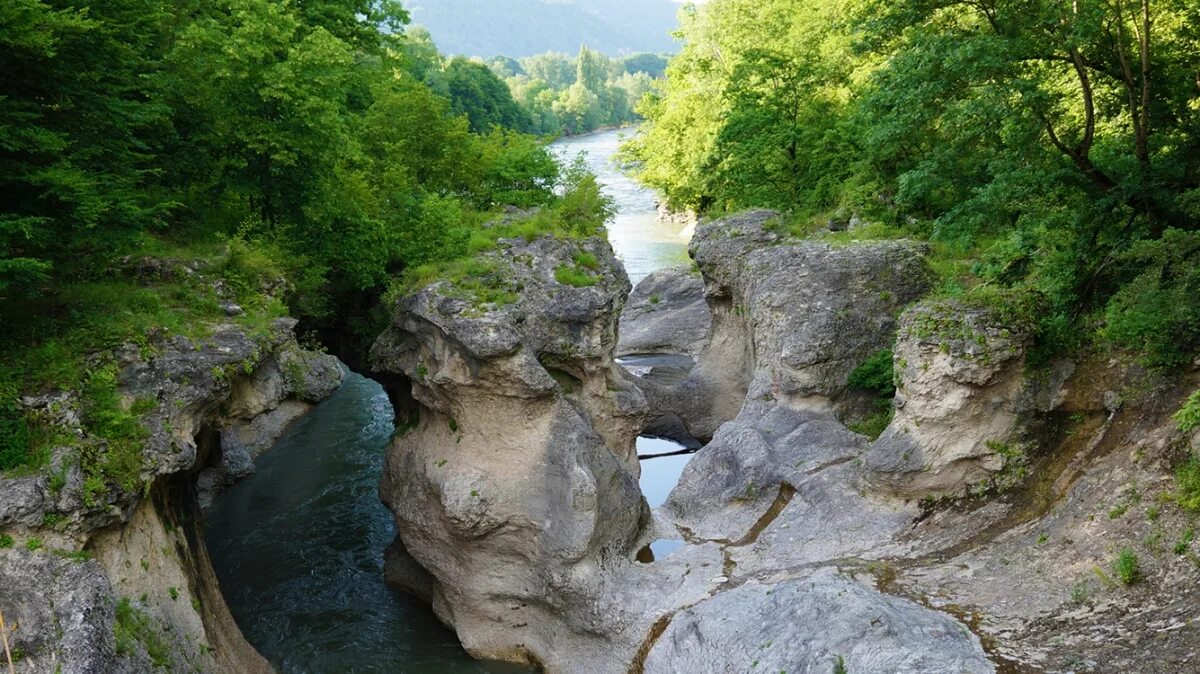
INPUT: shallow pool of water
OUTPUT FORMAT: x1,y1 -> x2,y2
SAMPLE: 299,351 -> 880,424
637,437 -> 694,558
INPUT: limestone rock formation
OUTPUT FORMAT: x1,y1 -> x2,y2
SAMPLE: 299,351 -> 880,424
0,317 -> 342,673
643,569 -> 994,674
372,223 -> 995,673
372,234 -> 651,669
863,298 -> 1033,497
616,265 -> 711,358
635,209 -> 934,444
0,549 -> 119,674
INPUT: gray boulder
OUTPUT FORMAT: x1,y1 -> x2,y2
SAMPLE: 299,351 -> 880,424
643,570 -> 993,674
616,265 -> 711,358
863,299 -> 1033,497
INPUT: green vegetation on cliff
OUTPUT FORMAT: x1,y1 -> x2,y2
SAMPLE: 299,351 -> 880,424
0,1 -> 612,476
625,0 -> 1200,368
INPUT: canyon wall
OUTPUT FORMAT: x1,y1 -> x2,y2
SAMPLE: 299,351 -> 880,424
0,315 -> 342,673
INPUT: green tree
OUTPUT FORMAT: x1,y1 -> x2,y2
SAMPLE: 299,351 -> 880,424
0,0 -> 170,299
555,82 -> 604,134
521,52 -> 576,89
444,57 -> 533,133
627,0 -> 1200,365
623,53 -> 670,78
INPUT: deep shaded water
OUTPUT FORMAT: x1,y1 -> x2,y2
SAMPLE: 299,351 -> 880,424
206,372 -> 525,673
205,129 -> 694,672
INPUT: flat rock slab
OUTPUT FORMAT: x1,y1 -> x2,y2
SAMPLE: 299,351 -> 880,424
617,265 -> 711,358
644,569 -> 994,674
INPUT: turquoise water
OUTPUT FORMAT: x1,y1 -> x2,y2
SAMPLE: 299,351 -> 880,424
205,372 -> 527,673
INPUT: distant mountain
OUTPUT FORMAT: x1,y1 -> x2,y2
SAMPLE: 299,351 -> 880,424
405,0 -> 681,58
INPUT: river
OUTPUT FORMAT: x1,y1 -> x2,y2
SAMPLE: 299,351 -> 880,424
205,128 -> 694,672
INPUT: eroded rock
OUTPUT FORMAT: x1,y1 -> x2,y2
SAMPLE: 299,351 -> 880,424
616,265 -> 711,358
643,570 -> 993,674
863,299 -> 1033,497
0,549 -> 119,674
634,210 -> 934,444
0,315 -> 342,673
370,221 -> 997,673
372,234 -> 650,670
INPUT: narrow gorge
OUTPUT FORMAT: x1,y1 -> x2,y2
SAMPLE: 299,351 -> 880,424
3,135 -> 1198,674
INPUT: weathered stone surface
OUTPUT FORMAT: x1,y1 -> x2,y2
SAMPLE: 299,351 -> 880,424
369,223 -> 996,674
863,299 -> 1032,497
633,210 -> 934,444
643,570 -> 994,674
0,549 -> 122,674
661,401 -> 918,574
279,346 -> 344,402
0,313 -> 341,673
369,210 -> 1199,674
372,234 -> 651,670
616,265 -> 710,358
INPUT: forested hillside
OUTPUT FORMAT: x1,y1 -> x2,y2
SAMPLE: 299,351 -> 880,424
0,0 -> 608,473
405,0 -> 681,58
493,48 -> 667,135
625,0 -> 1200,368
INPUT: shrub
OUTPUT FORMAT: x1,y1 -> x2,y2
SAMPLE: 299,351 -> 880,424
846,349 -> 896,397
0,533 -> 13,548
1102,230 -> 1200,368
25,537 -> 42,551
847,402 -> 894,441
79,364 -> 150,500
1176,391 -> 1200,434
1113,548 -> 1141,586
554,264 -> 598,288
1176,458 -> 1200,512
114,598 -> 171,667
0,381 -> 32,472
552,158 -> 615,237
572,251 -> 600,271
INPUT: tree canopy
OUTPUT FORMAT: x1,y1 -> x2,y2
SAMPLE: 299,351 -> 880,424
626,0 -> 1200,366
0,0 -> 565,317
500,47 -> 661,136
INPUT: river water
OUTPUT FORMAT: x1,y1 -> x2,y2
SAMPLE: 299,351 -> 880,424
205,128 -> 694,672
550,128 -> 691,284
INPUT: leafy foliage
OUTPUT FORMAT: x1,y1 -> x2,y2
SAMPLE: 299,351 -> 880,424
1177,391 -> 1200,434
554,265 -> 599,288
114,598 -> 171,667
846,349 -> 896,397
1113,548 -> 1142,586
0,1 -> 618,496
502,47 -> 660,136
627,0 -> 1200,367
0,381 -> 32,472
443,58 -> 534,133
